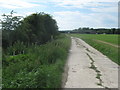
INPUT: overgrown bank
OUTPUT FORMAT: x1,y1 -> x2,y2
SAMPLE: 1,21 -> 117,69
2,11 -> 71,88
3,34 -> 71,88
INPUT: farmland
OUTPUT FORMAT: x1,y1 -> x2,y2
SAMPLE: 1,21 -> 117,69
71,34 -> 118,45
70,34 -> 119,65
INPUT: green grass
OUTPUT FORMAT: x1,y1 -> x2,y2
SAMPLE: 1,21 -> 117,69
71,34 -> 118,45
3,34 -> 71,88
71,34 -> 119,65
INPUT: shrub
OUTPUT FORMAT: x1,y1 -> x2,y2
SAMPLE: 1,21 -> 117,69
3,34 -> 71,88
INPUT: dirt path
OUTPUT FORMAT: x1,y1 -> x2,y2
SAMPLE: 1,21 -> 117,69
93,39 -> 120,48
63,37 -> 118,88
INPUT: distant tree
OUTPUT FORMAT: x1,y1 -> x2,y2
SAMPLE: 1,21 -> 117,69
111,28 -> 116,34
2,10 -> 23,48
2,11 -> 59,48
82,27 -> 89,30
71,27 -> 119,34
1,10 -> 22,30
78,28 -> 82,31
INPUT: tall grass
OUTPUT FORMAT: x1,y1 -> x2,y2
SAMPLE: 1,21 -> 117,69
3,34 -> 71,88
71,34 -> 119,65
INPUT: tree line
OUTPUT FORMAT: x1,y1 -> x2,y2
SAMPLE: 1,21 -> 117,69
74,27 -> 120,34
2,11 -> 59,49
60,27 -> 120,34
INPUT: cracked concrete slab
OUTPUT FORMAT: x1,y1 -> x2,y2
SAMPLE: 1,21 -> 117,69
64,37 -> 118,88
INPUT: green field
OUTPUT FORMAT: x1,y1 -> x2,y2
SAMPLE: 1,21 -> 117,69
71,34 -> 119,65
71,34 -> 118,45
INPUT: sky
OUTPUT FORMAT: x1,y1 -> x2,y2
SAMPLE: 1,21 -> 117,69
0,0 -> 119,30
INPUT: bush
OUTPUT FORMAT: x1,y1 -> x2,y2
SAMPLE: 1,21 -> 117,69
3,34 -> 71,88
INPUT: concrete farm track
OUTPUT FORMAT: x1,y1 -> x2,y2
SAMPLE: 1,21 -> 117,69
63,37 -> 118,88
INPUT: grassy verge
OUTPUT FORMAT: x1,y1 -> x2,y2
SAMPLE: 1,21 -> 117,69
71,34 -> 118,45
71,34 -> 119,65
3,34 -> 71,88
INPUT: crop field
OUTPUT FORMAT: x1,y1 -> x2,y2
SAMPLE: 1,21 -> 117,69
71,34 -> 118,45
70,34 -> 119,65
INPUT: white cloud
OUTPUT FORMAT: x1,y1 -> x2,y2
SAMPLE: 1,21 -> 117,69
0,0 -> 118,30
51,0 -> 118,30
91,6 -> 118,13
50,0 -> 118,9
53,11 -> 117,30
0,0 -> 40,9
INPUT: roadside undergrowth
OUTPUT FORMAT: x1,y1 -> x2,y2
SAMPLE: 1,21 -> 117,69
3,34 -> 71,88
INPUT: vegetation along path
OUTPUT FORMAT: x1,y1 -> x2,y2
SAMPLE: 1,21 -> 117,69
63,37 -> 118,88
